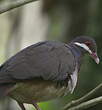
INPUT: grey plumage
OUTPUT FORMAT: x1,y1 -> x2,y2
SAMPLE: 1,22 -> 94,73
0,41 -> 76,93
0,36 -> 98,110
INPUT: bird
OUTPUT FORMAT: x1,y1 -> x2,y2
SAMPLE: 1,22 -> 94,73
0,36 -> 99,110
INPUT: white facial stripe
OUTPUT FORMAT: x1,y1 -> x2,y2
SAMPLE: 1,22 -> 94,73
74,42 -> 92,54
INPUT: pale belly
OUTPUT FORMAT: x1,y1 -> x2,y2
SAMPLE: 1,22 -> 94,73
8,80 -> 68,104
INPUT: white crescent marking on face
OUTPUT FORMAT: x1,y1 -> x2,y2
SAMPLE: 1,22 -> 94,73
74,42 -> 92,54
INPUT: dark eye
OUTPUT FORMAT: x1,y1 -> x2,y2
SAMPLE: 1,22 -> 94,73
85,41 -> 91,46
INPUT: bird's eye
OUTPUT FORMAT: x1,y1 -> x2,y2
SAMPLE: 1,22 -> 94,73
85,41 -> 91,46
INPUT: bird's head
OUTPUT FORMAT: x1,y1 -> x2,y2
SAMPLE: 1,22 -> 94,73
71,36 -> 99,64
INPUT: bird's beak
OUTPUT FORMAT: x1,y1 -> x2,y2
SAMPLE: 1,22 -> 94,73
90,52 -> 100,64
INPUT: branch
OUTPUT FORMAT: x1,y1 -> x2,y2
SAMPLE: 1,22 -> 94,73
0,0 -> 38,14
64,83 -> 102,110
68,96 -> 102,110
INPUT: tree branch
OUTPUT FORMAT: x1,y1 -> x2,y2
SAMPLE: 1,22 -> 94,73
68,96 -> 102,110
0,0 -> 38,14
64,83 -> 102,110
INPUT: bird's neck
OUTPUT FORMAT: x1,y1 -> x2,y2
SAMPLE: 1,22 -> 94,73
68,44 -> 85,65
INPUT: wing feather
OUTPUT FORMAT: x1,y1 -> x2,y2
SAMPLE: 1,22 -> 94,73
0,41 -> 75,83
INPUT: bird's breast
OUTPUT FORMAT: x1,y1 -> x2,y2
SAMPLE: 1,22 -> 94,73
8,79 -> 68,104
